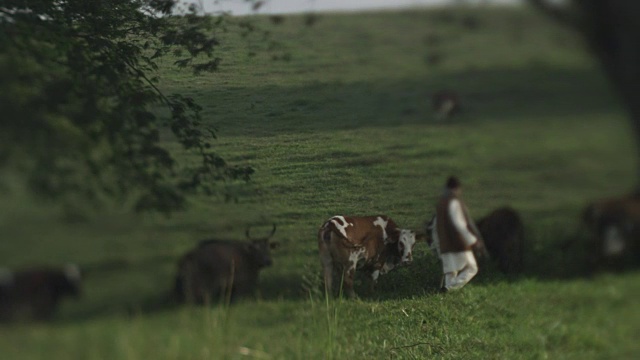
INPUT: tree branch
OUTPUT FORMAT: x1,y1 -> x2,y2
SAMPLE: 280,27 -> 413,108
527,0 -> 579,28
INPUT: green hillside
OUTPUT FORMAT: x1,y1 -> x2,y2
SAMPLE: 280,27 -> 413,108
1,5 -> 639,359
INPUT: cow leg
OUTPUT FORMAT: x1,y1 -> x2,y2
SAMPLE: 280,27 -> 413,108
342,252 -> 362,299
319,251 -> 334,296
343,248 -> 366,299
318,229 -> 336,296
342,265 -> 357,299
180,263 -> 204,304
367,270 -> 380,294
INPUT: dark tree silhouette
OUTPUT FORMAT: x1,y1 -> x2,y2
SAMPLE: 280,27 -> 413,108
528,0 -> 640,189
0,0 -> 259,214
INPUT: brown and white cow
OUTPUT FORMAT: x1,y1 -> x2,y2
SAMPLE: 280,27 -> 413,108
318,215 -> 417,298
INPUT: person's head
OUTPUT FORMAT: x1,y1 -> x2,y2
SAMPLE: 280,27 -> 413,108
445,176 -> 462,196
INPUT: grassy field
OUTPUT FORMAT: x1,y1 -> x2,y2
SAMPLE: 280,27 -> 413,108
1,5 -> 640,359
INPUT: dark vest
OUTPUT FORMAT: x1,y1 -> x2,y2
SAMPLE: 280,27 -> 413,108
436,194 -> 477,253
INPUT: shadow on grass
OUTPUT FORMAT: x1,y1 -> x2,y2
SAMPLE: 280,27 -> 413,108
81,254 -> 176,275
58,291 -> 180,325
199,65 -> 618,138
56,255 -> 311,324
48,255 -> 182,324
258,272 -> 310,301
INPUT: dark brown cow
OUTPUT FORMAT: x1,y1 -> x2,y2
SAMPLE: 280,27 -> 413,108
174,225 -> 278,304
582,195 -> 640,267
432,91 -> 461,120
476,207 -> 525,274
0,264 -> 81,322
318,215 -> 417,298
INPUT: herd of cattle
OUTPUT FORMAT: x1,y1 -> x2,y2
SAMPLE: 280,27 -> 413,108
1,194 -> 639,321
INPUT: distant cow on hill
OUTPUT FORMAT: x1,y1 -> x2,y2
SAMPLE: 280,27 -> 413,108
0,264 -> 82,322
318,215 -> 417,298
174,225 -> 279,304
476,207 -> 525,274
582,195 -> 640,268
432,90 -> 461,120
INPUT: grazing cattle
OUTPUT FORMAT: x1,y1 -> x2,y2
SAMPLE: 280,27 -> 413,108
174,225 -> 278,304
582,195 -> 640,267
318,215 -> 417,298
432,91 -> 461,120
476,207 -> 525,274
0,264 -> 81,322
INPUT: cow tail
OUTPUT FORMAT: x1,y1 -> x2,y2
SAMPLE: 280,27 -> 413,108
319,221 -> 359,249
319,222 -> 332,244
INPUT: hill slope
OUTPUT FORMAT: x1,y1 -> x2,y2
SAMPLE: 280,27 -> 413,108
1,6 -> 638,359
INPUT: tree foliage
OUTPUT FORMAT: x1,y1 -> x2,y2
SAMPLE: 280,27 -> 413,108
0,0 -> 257,214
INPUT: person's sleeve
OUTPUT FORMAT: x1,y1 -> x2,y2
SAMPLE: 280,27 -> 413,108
448,199 -> 477,246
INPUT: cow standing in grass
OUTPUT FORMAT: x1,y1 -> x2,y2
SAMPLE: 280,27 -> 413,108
318,215 -> 417,298
0,264 -> 81,322
174,225 -> 278,304
582,195 -> 640,268
476,207 -> 525,274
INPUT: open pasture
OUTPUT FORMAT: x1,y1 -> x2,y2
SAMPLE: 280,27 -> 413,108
1,5 -> 639,359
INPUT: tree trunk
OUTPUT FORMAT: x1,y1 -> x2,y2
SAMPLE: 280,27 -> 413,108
581,1 -> 640,190
529,0 -> 640,190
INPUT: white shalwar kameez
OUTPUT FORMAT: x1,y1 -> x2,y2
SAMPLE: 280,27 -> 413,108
430,199 -> 479,291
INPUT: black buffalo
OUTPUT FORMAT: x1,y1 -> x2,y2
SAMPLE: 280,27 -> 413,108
174,225 -> 279,304
0,264 -> 81,322
476,207 -> 525,274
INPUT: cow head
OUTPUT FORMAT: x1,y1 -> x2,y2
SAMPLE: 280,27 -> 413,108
582,198 -> 640,259
379,229 -> 416,274
60,263 -> 82,297
245,224 -> 279,268
396,229 -> 417,265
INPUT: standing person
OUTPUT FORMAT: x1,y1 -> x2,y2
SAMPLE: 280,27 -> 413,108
431,176 -> 486,292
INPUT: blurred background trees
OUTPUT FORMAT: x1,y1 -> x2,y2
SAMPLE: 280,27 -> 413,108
529,0 -> 640,190
0,0 -> 255,215
4,0 -> 639,217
